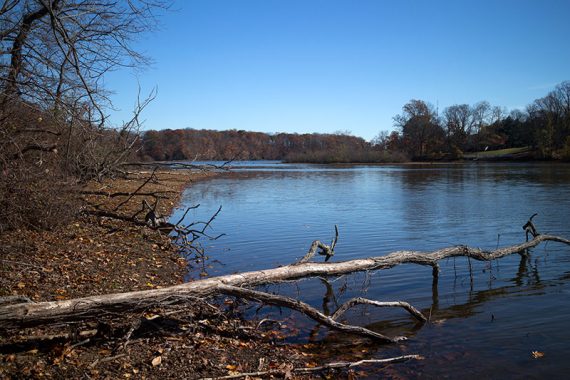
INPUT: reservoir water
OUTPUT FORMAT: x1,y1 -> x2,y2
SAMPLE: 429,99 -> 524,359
171,162 -> 570,378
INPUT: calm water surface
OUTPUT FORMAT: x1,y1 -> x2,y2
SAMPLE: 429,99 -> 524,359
171,162 -> 570,378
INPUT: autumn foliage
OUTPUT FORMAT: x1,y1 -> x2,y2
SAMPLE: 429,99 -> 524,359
139,129 -> 407,163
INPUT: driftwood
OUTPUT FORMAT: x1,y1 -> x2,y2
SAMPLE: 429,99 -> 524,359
198,355 -> 423,380
82,165 -> 225,244
217,284 -> 423,343
297,225 -> 339,263
1,229 -> 569,337
114,166 -> 160,212
523,213 -> 540,241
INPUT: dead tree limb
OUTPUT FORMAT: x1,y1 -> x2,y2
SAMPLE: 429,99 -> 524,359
0,233 -> 568,330
198,355 -> 423,380
217,285 -> 406,343
173,204 -> 200,227
80,190 -> 177,197
0,295 -> 33,306
141,199 -> 166,229
82,209 -> 148,227
331,297 -> 427,323
178,205 -> 224,242
523,213 -> 540,241
83,199 -> 222,246
297,225 -> 339,263
113,166 -> 158,211
9,143 -> 58,160
122,160 -> 233,172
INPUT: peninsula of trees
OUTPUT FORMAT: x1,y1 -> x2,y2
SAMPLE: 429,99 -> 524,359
140,81 -> 570,163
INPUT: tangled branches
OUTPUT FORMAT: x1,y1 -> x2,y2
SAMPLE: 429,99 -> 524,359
0,1 -> 168,233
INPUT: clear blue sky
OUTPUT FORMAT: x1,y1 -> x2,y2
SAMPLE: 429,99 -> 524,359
106,0 -> 570,141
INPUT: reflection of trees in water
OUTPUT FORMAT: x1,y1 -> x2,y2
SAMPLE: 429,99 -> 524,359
180,170 -> 353,207
396,163 -> 570,190
397,165 -> 463,190
396,164 -> 570,244
487,163 -> 570,186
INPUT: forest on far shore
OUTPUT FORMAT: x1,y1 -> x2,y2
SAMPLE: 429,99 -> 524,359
140,81 -> 570,163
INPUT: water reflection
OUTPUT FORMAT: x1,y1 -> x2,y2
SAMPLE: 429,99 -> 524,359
293,248 -> 549,341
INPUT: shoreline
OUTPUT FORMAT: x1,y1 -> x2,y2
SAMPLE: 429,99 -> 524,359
0,169 -> 315,379
156,158 -> 569,167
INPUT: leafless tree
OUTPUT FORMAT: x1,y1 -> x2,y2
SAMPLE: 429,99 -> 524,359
0,0 -> 168,232
443,104 -> 474,150
393,99 -> 443,158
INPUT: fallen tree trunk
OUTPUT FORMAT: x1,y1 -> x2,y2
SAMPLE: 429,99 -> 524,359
1,233 -> 569,331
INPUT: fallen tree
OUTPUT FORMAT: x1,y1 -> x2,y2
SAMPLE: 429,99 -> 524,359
1,221 -> 569,345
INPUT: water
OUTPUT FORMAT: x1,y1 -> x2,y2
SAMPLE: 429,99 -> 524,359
170,162 -> 570,378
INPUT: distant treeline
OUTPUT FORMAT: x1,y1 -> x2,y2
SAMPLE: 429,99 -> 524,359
139,129 -> 407,163
140,81 -> 570,162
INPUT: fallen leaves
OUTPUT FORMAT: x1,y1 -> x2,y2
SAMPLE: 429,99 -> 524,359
144,313 -> 160,320
151,356 -> 162,366
226,363 -> 238,374
532,351 -> 545,359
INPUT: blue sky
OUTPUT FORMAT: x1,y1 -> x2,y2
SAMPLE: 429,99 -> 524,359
106,0 -> 570,141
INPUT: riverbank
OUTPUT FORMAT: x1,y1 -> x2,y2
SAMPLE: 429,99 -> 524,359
0,170 -> 316,379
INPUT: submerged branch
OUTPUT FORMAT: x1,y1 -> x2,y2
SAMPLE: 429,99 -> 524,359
217,284 -> 404,343
331,297 -> 427,323
0,233 -> 568,330
297,225 -> 339,263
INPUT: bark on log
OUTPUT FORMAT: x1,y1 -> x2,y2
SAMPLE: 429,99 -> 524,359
0,234 -> 569,330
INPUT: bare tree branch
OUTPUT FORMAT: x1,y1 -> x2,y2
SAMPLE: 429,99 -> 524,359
297,225 -> 339,263
331,297 -> 427,323
198,355 -> 424,380
217,284 -> 406,343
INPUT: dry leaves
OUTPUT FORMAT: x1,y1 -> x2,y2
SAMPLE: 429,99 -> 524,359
151,356 -> 162,366
532,351 -> 545,359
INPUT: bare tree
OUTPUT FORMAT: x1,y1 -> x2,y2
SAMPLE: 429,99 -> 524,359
443,104 -> 473,152
393,99 -> 443,158
528,81 -> 570,156
470,101 -> 491,134
0,0 -> 168,232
